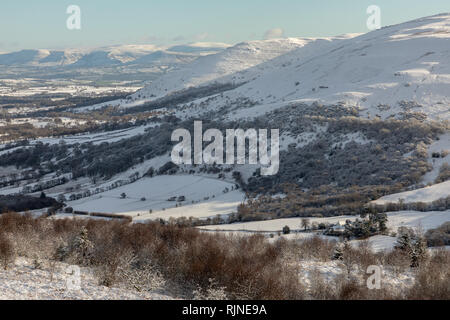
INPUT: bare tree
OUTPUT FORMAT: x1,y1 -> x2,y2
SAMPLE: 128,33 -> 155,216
301,218 -> 311,231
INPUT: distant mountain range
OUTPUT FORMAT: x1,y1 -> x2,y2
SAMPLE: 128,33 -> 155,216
0,42 -> 231,68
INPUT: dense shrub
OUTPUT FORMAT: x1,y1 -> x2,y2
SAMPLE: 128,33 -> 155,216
0,212 -> 448,300
406,249 -> 450,299
0,195 -> 60,213
0,212 -> 303,299
425,222 -> 450,247
0,232 -> 15,270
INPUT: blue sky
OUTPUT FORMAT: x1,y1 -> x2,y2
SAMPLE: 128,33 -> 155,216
0,0 -> 449,51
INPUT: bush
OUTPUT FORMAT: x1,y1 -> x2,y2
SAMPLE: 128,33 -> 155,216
296,236 -> 336,261
282,226 -> 291,235
435,163 -> 450,183
406,249 -> 450,299
64,207 -> 74,213
425,222 -> 450,247
0,213 -> 303,299
0,232 -> 15,270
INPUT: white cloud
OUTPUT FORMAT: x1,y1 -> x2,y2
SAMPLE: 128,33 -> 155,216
263,28 -> 285,40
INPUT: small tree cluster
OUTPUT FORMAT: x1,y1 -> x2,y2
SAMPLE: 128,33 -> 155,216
395,227 -> 428,267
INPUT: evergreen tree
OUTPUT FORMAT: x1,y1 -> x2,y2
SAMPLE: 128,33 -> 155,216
396,227 -> 428,268
411,235 -> 427,268
395,227 -> 413,252
333,242 -> 345,260
72,226 -> 93,264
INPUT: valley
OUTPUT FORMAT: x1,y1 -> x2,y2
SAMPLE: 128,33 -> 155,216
0,12 -> 449,301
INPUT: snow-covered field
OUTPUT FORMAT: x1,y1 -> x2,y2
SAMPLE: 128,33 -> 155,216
134,190 -> 244,221
0,117 -> 93,129
200,210 -> 450,252
0,122 -> 160,150
34,123 -> 158,146
70,175 -> 245,220
0,81 -> 141,98
200,210 -> 450,233
200,216 -> 355,233
372,180 -> 450,205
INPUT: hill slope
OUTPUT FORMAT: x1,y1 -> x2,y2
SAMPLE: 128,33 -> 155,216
132,37 -> 336,101
130,13 -> 450,121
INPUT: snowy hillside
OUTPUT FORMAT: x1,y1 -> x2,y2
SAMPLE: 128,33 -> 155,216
372,180 -> 450,205
0,50 -> 52,66
128,13 -> 450,121
132,37 -> 333,101
225,13 -> 450,120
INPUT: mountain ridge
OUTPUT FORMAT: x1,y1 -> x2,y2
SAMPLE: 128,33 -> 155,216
0,42 -> 231,68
